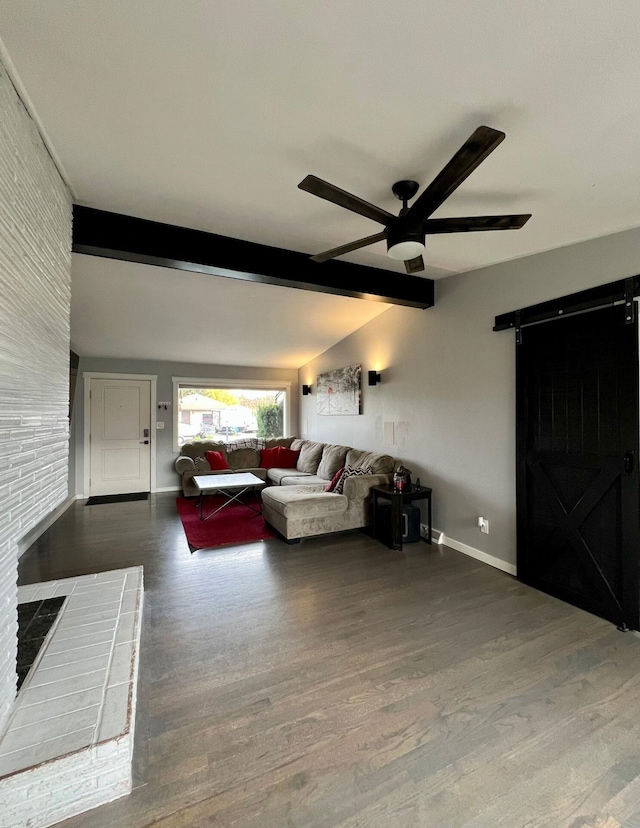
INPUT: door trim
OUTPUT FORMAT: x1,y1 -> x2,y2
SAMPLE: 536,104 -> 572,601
83,372 -> 157,497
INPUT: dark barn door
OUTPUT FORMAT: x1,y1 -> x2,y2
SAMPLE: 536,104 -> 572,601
517,304 -> 640,629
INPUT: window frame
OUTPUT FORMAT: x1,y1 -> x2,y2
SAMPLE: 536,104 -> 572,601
172,376 -> 292,451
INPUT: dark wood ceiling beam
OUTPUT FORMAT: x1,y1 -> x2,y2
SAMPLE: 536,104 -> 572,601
72,206 -> 434,309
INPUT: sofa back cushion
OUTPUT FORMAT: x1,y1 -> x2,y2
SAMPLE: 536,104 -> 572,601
265,437 -> 295,449
180,440 -> 226,460
226,447 -> 260,469
345,449 -> 394,475
290,439 -> 325,473
317,444 -> 350,481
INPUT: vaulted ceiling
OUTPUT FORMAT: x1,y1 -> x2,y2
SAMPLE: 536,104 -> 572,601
2,1 -> 640,366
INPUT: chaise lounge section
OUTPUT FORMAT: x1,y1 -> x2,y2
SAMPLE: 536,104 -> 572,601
262,440 -> 395,542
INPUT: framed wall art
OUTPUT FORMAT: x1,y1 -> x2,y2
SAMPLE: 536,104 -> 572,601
316,364 -> 362,415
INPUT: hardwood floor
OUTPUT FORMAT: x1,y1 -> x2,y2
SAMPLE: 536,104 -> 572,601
18,494 -> 640,828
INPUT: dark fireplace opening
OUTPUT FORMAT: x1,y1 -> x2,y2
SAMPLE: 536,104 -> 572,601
17,597 -> 66,691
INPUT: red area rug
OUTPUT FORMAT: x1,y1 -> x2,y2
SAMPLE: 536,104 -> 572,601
176,496 -> 275,551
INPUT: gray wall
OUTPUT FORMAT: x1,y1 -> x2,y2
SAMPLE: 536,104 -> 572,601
0,61 -> 72,730
299,225 -> 640,569
73,357 -> 299,493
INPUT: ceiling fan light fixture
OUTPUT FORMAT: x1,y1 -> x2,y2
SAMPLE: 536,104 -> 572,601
386,223 -> 426,261
387,239 -> 426,261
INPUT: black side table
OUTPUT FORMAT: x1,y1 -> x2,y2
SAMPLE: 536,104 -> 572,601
371,485 -> 432,551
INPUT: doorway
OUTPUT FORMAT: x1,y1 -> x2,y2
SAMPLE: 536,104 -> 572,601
84,373 -> 157,496
516,303 -> 640,628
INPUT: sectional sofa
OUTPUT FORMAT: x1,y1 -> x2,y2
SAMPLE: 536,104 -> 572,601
175,437 -> 395,542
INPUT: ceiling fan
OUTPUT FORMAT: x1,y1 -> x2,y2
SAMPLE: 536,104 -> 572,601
298,126 -> 531,274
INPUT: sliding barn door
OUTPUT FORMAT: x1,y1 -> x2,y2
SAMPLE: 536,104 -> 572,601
517,304 -> 640,629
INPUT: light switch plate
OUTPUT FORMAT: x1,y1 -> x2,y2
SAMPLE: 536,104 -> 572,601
156,421 -> 165,429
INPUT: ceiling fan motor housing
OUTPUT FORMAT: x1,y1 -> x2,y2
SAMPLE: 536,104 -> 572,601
386,217 -> 426,261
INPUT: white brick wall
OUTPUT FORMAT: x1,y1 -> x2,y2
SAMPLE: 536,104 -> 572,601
0,59 -> 72,733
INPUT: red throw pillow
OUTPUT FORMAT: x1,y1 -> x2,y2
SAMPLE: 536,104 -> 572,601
325,466 -> 345,492
205,450 -> 229,470
259,447 -> 283,469
276,448 -> 300,469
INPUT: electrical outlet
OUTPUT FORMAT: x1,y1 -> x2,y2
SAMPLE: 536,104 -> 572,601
478,517 -> 489,534
420,523 -> 429,538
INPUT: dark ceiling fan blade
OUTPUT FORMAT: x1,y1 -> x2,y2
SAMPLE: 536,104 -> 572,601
405,255 -> 425,274
425,214 -> 532,234
310,231 -> 387,263
406,126 -> 506,223
299,175 -> 395,226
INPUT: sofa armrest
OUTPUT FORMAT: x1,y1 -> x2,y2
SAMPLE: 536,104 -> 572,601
175,456 -> 196,474
342,473 -> 391,500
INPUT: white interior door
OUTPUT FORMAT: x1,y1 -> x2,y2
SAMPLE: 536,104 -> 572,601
89,378 -> 151,495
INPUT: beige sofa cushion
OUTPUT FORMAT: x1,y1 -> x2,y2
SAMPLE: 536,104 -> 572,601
226,447 -> 260,469
267,468 -> 313,485
280,474 -> 327,486
262,486 -> 348,519
180,441 -> 227,460
316,444 -> 350,481
290,439 -> 325,473
345,449 -> 394,475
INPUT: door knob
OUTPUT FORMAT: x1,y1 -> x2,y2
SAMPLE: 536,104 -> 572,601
140,440 -> 149,444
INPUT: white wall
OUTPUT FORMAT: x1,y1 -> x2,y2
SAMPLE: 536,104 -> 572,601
0,61 -> 72,730
299,226 -> 640,569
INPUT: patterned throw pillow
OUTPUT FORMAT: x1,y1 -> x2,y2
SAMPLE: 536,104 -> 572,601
193,456 -> 211,472
333,465 -> 373,495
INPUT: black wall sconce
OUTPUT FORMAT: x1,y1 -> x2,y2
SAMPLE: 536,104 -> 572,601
302,384 -> 312,396
368,371 -> 382,386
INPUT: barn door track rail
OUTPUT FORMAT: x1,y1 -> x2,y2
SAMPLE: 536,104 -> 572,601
494,275 -> 640,338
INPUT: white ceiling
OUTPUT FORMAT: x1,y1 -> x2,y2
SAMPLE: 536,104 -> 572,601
3,1 -> 640,365
71,254 -> 391,368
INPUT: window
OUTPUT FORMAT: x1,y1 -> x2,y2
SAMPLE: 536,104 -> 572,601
172,377 -> 291,449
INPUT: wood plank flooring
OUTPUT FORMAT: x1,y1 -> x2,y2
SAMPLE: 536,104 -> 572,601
17,494 -> 640,828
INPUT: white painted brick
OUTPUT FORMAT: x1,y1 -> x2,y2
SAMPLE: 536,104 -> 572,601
0,569 -> 142,827
0,56 -> 71,742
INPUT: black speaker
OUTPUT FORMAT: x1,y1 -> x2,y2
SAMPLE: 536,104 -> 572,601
402,505 -> 421,543
377,503 -> 422,544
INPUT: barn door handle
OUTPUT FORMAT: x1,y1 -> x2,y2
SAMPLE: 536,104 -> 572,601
624,450 -> 635,475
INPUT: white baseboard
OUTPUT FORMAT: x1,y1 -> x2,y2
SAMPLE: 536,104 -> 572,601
18,495 -> 76,556
441,534 -> 517,576
155,486 -> 181,493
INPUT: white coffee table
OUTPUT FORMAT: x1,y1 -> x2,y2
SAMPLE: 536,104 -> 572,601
193,473 -> 265,521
